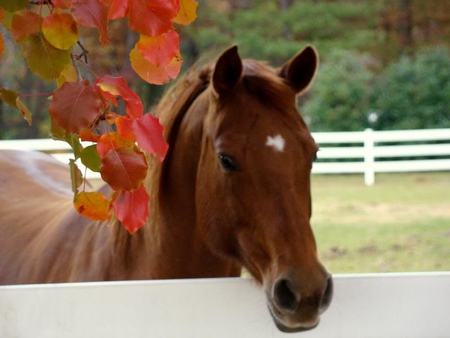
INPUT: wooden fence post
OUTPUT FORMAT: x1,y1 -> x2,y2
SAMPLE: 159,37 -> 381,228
364,128 -> 375,186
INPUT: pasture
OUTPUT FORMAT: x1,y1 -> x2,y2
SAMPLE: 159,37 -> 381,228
312,172 -> 450,273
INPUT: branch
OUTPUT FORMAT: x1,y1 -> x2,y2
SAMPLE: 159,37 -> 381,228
28,0 -> 53,4
70,48 -> 83,82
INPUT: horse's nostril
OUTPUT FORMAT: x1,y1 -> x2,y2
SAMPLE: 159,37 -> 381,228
320,275 -> 333,314
273,279 -> 300,314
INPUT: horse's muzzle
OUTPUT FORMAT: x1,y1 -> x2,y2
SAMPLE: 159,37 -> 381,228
268,273 -> 333,332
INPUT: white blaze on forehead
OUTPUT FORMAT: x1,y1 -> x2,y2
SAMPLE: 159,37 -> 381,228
266,134 -> 286,152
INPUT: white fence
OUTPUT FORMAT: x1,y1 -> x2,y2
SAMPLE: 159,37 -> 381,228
312,128 -> 450,185
1,128 -> 450,184
1,272 -> 449,338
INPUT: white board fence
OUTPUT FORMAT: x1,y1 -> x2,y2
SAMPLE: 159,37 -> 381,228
1,272 -> 449,338
1,128 -> 450,184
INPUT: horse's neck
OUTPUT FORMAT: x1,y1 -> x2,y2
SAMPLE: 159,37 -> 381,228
140,90 -> 240,279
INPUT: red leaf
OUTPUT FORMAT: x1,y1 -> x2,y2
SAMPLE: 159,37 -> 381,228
53,0 -> 72,9
100,146 -> 148,191
71,0 -> 109,45
116,116 -> 136,142
132,113 -> 168,162
100,0 -> 128,19
49,80 -> 102,133
79,128 -> 101,142
128,0 -> 179,37
112,184 -> 150,234
97,75 -> 143,119
137,30 -> 179,67
97,132 -> 130,158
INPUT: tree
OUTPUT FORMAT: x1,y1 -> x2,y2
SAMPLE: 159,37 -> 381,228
0,0 -> 198,233
302,49 -> 375,132
371,46 -> 450,130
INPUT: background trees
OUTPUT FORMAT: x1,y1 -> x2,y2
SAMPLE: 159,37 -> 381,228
1,0 -> 449,136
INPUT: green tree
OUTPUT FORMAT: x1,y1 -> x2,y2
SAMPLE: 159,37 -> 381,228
302,49 -> 375,131
371,46 -> 450,130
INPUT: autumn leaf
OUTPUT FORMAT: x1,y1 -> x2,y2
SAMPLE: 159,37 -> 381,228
0,0 -> 28,12
22,33 -> 71,80
130,45 -> 182,85
116,116 -> 136,142
0,33 -> 3,57
11,11 -> 42,42
174,0 -> 198,25
97,75 -> 143,118
57,62 -> 78,87
49,80 -> 103,133
69,159 -> 84,193
137,30 -> 179,67
42,13 -> 79,50
71,0 -> 109,45
53,0 -> 72,9
128,0 -> 178,37
132,113 -> 168,162
101,0 -> 128,19
96,132 -> 131,158
100,146 -> 148,191
81,145 -> 102,172
0,88 -> 32,125
112,184 -> 150,234
74,191 -> 111,221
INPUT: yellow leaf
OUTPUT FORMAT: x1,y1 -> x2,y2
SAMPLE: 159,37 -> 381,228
42,13 -> 78,50
22,33 -> 71,80
74,191 -> 111,221
174,0 -> 198,25
57,62 -> 78,87
15,96 -> 33,126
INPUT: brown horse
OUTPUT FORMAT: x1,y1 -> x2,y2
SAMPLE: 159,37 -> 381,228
0,46 -> 332,332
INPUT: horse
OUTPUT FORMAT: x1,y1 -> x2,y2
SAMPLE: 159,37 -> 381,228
0,45 -> 332,332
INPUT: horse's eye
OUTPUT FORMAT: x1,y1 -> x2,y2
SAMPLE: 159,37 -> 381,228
218,154 -> 239,172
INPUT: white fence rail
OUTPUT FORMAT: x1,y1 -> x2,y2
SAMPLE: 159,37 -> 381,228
1,272 -> 449,338
1,128 -> 450,184
312,128 -> 450,185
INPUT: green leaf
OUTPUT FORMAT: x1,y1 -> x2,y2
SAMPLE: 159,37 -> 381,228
22,33 -> 71,80
0,88 -> 33,125
69,159 -> 83,194
81,145 -> 101,172
0,0 -> 28,12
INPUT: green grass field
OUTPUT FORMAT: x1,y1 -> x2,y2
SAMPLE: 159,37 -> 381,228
311,172 -> 450,274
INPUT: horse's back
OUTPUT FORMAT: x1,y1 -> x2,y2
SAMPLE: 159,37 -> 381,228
0,150 -> 73,283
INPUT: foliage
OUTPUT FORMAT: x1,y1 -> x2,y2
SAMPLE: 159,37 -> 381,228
371,46 -> 450,130
0,0 -> 198,233
303,49 -> 375,132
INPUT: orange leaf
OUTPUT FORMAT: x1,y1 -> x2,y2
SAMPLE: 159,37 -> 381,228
137,30 -> 179,67
174,0 -> 198,25
116,116 -> 136,142
49,80 -> 103,133
130,44 -> 182,85
100,146 -> 148,191
74,191 -> 111,221
97,132 -> 131,158
42,13 -> 78,50
97,75 -> 143,119
128,0 -> 178,37
132,113 -> 168,162
71,0 -> 109,45
112,184 -> 150,234
11,11 -> 42,42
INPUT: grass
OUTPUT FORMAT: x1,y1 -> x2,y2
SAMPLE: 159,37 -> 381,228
311,172 -> 450,274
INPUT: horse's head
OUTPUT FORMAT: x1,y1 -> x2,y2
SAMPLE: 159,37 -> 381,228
195,46 -> 332,332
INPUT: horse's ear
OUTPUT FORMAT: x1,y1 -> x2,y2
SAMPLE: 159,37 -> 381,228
212,45 -> 243,97
279,45 -> 318,95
